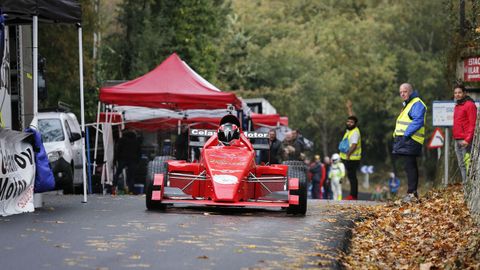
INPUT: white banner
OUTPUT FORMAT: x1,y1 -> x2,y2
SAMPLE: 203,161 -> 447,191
0,129 -> 35,216
432,101 -> 480,126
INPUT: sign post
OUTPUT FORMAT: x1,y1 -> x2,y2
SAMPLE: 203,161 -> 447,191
432,101 -> 480,186
360,165 -> 374,189
432,101 -> 454,186
445,128 -> 449,186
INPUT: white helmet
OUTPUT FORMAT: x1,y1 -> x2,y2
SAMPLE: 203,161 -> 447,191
331,153 -> 340,162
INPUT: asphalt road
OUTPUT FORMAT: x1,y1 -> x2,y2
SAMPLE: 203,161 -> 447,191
0,194 -> 374,270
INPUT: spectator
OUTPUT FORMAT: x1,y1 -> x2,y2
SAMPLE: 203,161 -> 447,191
387,172 -> 400,199
261,129 -> 283,164
452,83 -> 477,182
175,126 -> 189,160
371,184 -> 388,201
338,104 -> 362,200
322,156 -> 332,199
162,139 -> 172,155
309,155 -> 323,199
292,129 -> 306,158
392,83 -> 426,203
282,132 -> 299,160
329,153 -> 345,201
113,129 -> 141,194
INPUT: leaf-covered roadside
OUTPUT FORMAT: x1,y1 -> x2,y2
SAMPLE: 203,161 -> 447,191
341,184 -> 480,269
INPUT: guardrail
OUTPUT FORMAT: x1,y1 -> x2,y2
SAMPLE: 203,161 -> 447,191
466,110 -> 480,225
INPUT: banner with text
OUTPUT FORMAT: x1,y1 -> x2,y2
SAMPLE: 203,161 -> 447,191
464,57 -> 480,82
432,101 -> 480,126
0,129 -> 35,216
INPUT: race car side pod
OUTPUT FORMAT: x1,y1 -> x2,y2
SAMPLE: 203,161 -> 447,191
288,178 -> 299,205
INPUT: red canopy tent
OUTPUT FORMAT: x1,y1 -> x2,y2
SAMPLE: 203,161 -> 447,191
125,117 -> 221,132
99,53 -> 241,110
250,113 -> 289,128
119,113 -> 289,132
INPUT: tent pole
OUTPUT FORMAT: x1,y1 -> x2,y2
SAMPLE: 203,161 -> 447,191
32,16 -> 38,118
78,24 -> 87,203
93,101 -> 101,175
103,109 -> 113,188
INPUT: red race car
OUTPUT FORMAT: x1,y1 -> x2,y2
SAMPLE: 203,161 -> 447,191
145,115 -> 308,215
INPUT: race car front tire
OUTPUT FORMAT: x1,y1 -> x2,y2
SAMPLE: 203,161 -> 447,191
146,156 -> 175,187
285,162 -> 308,215
145,173 -> 166,211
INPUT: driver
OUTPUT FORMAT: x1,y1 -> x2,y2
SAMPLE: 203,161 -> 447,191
217,122 -> 240,145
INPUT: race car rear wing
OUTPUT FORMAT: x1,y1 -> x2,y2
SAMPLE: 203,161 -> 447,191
189,129 -> 270,150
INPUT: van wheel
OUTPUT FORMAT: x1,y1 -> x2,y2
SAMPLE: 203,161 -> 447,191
62,166 -> 75,194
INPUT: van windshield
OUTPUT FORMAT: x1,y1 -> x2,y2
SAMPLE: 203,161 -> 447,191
38,119 -> 65,142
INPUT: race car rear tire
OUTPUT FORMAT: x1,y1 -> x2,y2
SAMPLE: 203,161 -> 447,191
145,173 -> 166,211
285,162 -> 308,215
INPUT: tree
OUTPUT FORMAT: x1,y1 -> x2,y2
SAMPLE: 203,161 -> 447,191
38,0 -> 97,121
100,0 -> 230,82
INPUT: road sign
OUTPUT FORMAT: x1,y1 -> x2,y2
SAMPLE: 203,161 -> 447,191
360,165 -> 374,174
428,127 -> 445,149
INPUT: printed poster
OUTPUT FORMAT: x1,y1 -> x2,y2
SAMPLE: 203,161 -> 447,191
0,129 -> 35,216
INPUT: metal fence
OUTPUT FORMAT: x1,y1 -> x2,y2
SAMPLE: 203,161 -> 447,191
466,109 -> 480,225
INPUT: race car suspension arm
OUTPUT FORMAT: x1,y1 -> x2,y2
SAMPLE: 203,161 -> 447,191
168,171 -> 207,192
247,173 -> 287,193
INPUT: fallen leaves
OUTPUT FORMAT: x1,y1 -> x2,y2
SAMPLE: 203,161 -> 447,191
342,184 -> 480,269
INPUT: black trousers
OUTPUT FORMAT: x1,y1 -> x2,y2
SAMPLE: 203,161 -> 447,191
342,159 -> 359,198
402,155 -> 418,194
114,160 -> 136,192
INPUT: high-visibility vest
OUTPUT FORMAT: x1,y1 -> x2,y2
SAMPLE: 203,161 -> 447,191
0,112 -> 4,128
339,127 -> 361,160
394,97 -> 427,144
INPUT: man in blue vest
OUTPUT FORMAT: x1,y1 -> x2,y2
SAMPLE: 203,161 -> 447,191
392,83 -> 426,203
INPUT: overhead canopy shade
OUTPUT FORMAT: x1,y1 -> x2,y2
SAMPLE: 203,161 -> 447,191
251,113 -> 288,128
99,53 -> 242,110
1,0 -> 82,24
126,117 -> 222,132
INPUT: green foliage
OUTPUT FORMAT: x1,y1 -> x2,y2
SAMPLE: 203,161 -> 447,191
100,0 -> 230,82
38,0 -> 97,121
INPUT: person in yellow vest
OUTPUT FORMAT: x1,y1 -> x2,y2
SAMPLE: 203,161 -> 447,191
338,115 -> 361,200
392,83 -> 426,203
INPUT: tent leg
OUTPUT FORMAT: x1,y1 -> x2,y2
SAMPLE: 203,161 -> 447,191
93,101 -> 101,175
78,25 -> 87,203
32,16 -> 38,118
86,127 -> 92,194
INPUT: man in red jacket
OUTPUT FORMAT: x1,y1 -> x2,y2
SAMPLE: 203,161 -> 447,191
453,84 -> 477,182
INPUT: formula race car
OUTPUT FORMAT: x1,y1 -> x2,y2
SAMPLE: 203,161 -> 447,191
145,114 -> 307,215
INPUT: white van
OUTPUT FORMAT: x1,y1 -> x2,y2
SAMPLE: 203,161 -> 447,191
37,112 -> 83,194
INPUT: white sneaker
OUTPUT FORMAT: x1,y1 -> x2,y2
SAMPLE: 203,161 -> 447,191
401,193 -> 418,203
